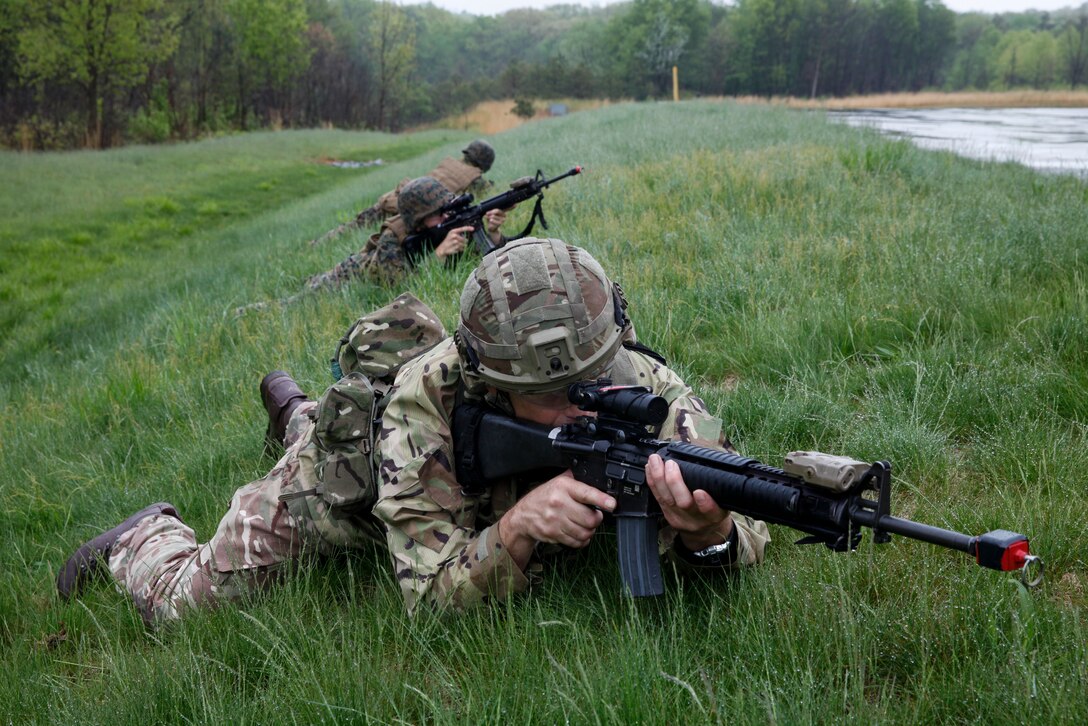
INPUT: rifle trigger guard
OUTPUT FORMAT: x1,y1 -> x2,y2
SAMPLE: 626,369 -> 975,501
1019,555 -> 1044,588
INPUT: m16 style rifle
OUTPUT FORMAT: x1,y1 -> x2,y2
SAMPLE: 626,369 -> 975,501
453,380 -> 1044,597
401,166 -> 583,264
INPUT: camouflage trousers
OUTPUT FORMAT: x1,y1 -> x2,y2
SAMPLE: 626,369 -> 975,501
108,402 -> 381,624
307,204 -> 384,248
304,231 -> 406,291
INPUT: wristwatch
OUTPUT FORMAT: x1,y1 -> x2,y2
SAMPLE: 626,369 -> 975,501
677,527 -> 738,567
690,539 -> 732,559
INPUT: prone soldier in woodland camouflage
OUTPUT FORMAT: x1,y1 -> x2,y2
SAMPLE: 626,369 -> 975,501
308,139 -> 497,247
56,238 -> 768,623
232,175 -> 507,315
304,174 -> 508,290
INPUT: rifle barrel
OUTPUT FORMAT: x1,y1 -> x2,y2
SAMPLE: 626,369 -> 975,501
852,510 -> 974,554
664,441 -> 1037,574
543,166 -> 582,185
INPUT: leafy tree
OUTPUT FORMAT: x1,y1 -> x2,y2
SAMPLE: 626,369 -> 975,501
607,0 -> 710,98
313,0 -> 376,127
17,0 -> 178,147
1060,10 -> 1088,88
1024,30 -> 1060,86
875,0 -> 920,91
915,0 -> 956,89
167,0 -> 234,136
227,0 -> 310,128
512,97 -> 535,119
727,0 -> 805,96
946,13 -> 1002,90
4,0 -> 1085,149
554,12 -> 617,94
0,1 -> 21,119
635,9 -> 690,96
701,12 -> 734,95
368,1 -> 416,130
994,29 -> 1059,88
797,0 -> 856,98
299,20 -> 337,124
499,58 -> 530,98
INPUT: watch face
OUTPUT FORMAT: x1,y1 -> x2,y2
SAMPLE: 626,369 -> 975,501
694,541 -> 731,557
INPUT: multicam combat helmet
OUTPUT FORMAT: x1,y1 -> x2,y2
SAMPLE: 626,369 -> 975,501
457,238 -> 627,393
461,139 -> 496,173
397,176 -> 455,231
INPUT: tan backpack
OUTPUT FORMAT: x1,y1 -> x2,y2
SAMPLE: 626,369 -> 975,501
290,293 -> 447,516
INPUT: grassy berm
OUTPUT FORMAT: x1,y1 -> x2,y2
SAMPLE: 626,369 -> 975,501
1,101 -> 1086,724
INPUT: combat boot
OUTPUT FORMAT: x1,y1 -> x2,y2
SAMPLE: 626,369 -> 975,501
56,502 -> 181,600
260,370 -> 310,454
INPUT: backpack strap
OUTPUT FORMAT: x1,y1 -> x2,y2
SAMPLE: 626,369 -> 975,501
452,395 -> 491,498
330,322 -> 359,380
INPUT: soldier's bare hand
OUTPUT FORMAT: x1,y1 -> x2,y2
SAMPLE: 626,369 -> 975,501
484,209 -> 506,235
498,470 -> 616,567
434,225 -> 474,259
645,454 -> 733,550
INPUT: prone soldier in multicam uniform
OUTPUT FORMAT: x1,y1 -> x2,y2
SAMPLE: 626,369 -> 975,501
56,238 -> 769,623
308,139 -> 497,247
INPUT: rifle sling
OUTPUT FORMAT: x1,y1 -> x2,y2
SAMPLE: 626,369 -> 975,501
510,195 -> 547,241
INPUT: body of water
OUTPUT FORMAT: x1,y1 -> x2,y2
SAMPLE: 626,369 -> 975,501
829,107 -> 1088,177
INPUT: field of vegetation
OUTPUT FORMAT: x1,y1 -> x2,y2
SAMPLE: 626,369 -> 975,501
784,89 -> 1088,110
1,100 -> 1086,723
433,90 -> 1088,137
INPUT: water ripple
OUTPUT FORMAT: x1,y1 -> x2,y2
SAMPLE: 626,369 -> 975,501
828,107 -> 1088,177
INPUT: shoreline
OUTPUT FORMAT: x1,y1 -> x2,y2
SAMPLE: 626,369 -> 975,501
435,91 -> 1088,134
742,89 -> 1088,110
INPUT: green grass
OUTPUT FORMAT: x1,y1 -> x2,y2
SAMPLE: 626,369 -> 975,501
0,129 -> 466,385
2,102 -> 1087,723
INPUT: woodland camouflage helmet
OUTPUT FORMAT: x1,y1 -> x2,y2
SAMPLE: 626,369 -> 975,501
457,237 -> 627,393
461,139 -> 495,172
397,176 -> 455,231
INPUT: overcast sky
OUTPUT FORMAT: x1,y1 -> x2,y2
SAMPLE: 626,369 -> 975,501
402,1 -> 1084,17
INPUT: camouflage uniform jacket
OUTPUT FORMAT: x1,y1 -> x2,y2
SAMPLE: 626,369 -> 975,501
373,338 -> 770,614
363,160 -> 492,228
308,201 -> 504,292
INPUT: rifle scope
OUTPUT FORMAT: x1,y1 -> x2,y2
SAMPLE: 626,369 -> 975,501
567,380 -> 669,426
441,193 -> 473,213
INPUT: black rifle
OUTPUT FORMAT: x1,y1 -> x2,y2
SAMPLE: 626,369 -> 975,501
453,380 -> 1044,597
402,166 -> 583,265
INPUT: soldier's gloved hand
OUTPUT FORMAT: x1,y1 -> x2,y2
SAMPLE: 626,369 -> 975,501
645,453 -> 734,551
498,470 -> 616,568
435,225 -> 474,260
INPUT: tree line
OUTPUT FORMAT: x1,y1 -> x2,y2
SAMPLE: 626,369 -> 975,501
2,0 -> 1087,150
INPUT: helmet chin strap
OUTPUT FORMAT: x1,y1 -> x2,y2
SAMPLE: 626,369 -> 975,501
612,282 -> 629,328
454,329 -> 482,373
